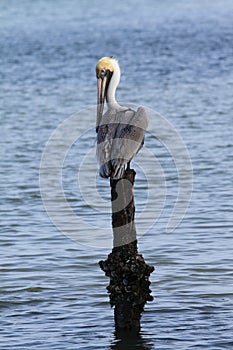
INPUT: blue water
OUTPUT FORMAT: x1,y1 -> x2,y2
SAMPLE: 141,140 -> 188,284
1,0 -> 233,349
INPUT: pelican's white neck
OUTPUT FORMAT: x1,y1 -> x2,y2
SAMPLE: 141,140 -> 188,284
106,59 -> 121,109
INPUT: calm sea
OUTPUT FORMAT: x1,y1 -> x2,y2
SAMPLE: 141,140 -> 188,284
1,0 -> 233,349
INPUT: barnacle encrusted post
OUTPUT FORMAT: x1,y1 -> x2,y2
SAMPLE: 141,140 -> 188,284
99,169 -> 154,331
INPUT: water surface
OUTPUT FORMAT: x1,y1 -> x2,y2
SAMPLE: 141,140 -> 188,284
1,0 -> 233,349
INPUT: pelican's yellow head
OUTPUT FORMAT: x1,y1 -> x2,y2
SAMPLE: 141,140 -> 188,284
96,56 -> 117,131
96,56 -> 115,78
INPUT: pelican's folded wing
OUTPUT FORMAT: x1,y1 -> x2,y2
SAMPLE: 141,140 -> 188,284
111,107 -> 148,165
96,123 -> 115,177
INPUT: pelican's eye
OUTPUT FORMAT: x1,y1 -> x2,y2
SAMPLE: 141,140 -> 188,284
100,68 -> 106,78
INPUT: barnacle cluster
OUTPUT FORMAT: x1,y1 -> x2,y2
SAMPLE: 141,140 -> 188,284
99,241 -> 154,329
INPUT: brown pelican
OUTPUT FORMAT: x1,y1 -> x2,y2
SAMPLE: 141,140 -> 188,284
96,56 -> 148,179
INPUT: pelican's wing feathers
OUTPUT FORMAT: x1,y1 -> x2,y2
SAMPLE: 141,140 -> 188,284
97,107 -> 148,179
111,107 -> 148,168
96,122 -> 116,178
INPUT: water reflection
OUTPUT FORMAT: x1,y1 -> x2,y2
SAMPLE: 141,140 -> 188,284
110,330 -> 153,350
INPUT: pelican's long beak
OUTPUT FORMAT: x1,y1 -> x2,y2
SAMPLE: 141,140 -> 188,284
96,57 -> 114,131
96,74 -> 108,131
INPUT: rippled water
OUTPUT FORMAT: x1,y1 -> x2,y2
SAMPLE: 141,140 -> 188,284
1,0 -> 233,349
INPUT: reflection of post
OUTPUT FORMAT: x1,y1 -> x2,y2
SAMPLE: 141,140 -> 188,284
110,330 -> 153,350
99,169 -> 154,331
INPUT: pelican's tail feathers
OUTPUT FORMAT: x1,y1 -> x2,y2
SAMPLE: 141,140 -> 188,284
111,162 -> 125,180
99,161 -> 126,180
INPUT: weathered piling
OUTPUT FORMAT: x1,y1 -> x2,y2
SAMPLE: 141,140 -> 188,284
99,169 -> 154,331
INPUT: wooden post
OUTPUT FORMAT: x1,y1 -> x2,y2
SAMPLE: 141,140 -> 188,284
99,169 -> 154,331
